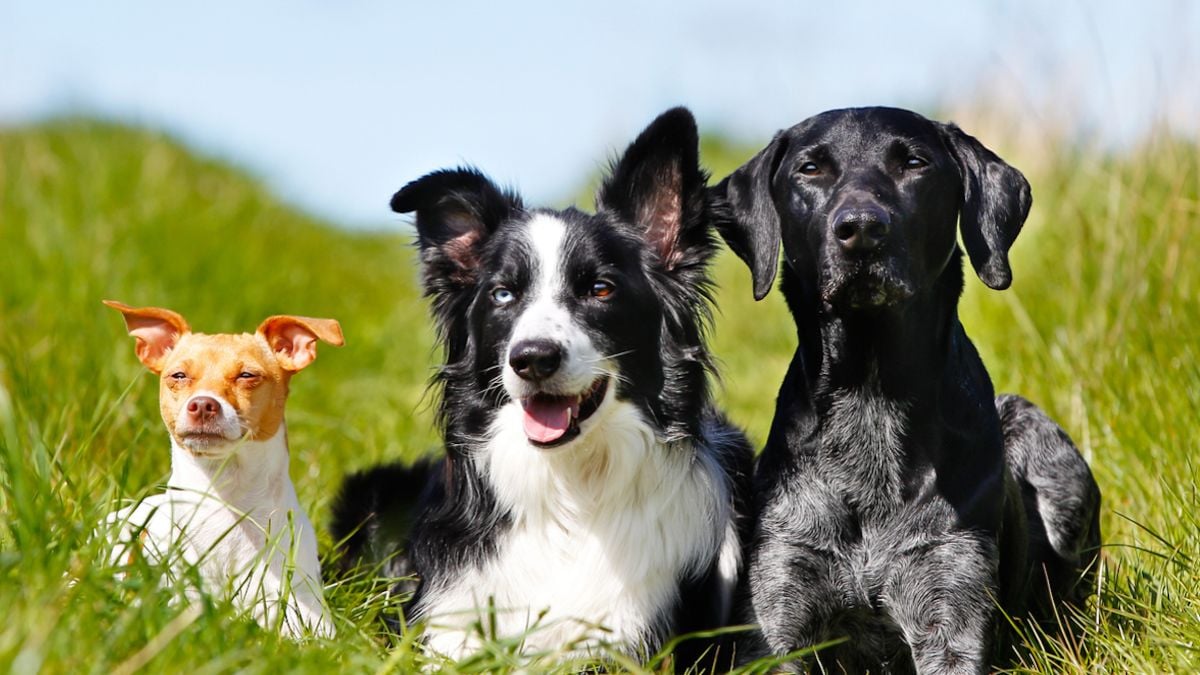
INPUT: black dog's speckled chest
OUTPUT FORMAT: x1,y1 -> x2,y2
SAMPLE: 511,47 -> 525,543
750,320 -> 1010,672
716,107 -> 1101,674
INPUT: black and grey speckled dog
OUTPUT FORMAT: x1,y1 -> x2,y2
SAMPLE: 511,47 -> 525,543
714,107 -> 1101,673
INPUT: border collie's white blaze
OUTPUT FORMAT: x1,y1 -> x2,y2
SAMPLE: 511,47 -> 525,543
331,107 -> 753,667
501,214 -> 612,448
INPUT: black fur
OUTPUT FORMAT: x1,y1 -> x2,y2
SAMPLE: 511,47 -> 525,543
332,107 -> 752,666
714,107 -> 1101,673
329,459 -> 438,597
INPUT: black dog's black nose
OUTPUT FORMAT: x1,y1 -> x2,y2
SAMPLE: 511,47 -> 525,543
509,339 -> 563,381
834,207 -> 891,254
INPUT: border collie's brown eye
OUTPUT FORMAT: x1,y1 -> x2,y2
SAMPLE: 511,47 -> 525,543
798,161 -> 821,176
591,280 -> 615,299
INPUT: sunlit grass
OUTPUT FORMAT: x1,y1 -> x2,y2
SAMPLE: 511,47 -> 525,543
1,117 -> 1197,671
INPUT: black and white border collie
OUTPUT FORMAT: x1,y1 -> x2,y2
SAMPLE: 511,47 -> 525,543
333,108 -> 752,664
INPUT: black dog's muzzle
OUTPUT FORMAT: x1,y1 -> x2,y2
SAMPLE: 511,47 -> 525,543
822,199 -> 914,309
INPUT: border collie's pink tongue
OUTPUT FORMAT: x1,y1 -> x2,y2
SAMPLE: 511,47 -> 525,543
521,396 -> 578,444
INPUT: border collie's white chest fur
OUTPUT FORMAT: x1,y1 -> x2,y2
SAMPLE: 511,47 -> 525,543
418,400 -> 736,658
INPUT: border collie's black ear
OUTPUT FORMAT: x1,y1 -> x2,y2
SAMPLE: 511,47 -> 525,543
937,123 -> 1032,290
391,168 -> 522,288
712,132 -> 788,300
596,107 -> 710,271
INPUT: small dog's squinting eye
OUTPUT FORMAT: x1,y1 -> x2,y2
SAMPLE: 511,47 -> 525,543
590,280 -> 616,299
237,372 -> 258,380
904,156 -> 928,169
491,287 -> 517,307
798,161 -> 821,176
170,371 -> 187,380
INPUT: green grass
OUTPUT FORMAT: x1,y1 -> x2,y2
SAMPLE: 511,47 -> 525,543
0,117 -> 1197,673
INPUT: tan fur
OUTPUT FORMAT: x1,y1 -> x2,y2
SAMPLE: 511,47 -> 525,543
101,300 -> 344,639
102,300 -> 190,374
103,301 -> 344,446
156,332 -> 291,443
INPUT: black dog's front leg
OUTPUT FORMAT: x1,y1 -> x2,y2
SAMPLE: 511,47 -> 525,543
885,533 -> 999,675
748,536 -> 843,672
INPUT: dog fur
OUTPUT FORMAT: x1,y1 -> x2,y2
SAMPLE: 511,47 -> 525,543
713,107 -> 1101,673
101,301 -> 342,639
332,107 -> 752,666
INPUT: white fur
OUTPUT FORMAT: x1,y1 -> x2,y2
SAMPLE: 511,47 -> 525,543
418,395 -> 732,658
175,390 -> 242,444
101,424 -> 334,639
416,212 -> 737,658
502,215 -> 604,398
705,419 -> 747,622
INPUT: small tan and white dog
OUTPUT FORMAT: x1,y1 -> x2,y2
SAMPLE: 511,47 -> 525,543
100,300 -> 342,639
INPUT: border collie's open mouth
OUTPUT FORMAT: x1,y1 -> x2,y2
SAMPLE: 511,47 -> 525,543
520,377 -> 609,448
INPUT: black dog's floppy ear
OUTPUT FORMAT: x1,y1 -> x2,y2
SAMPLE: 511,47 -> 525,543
596,106 -> 710,271
713,132 -> 788,300
391,167 -> 522,288
938,123 -> 1032,290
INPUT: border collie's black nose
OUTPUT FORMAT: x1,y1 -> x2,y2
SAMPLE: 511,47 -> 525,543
833,206 -> 891,254
509,339 -> 563,381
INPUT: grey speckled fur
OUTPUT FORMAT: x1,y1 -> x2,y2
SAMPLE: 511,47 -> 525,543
714,107 -> 1102,674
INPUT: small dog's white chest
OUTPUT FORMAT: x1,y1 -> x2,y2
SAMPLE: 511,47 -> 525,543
101,432 -> 333,639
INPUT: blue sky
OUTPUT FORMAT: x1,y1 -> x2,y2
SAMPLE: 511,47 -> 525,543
2,1 -> 1197,226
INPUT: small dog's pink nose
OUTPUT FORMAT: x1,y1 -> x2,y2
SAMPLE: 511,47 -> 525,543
187,396 -> 221,423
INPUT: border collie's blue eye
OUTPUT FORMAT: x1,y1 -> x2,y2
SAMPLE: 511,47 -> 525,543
590,280 -> 615,299
491,287 -> 516,306
905,156 -> 928,169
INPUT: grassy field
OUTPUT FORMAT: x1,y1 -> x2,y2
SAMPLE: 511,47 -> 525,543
0,117 -> 1197,673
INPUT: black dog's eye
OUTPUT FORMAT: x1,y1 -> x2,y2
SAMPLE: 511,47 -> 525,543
590,279 -> 616,299
169,371 -> 187,380
491,286 -> 517,307
797,161 -> 821,176
904,156 -> 928,169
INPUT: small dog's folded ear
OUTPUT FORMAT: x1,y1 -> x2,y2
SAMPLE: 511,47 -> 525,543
713,132 -> 789,301
391,168 -> 523,291
596,106 -> 711,272
103,300 -> 190,374
257,316 -> 345,373
938,123 -> 1032,290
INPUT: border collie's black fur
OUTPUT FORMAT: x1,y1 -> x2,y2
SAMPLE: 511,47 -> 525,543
332,108 -> 751,666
